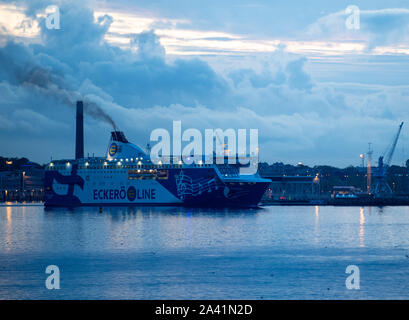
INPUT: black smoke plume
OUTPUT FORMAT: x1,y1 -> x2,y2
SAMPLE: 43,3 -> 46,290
15,64 -> 118,130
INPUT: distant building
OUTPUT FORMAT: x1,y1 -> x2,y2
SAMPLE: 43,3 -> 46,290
331,186 -> 362,199
0,168 -> 44,201
261,175 -> 319,201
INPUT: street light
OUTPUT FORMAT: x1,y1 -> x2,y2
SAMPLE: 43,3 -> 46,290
360,153 -> 365,168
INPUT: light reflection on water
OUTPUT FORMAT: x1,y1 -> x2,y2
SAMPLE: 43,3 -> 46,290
1,205 -> 409,299
360,207 -> 365,248
314,205 -> 319,244
5,206 -> 12,253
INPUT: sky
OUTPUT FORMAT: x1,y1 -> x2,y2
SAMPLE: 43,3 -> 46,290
1,0 -> 409,167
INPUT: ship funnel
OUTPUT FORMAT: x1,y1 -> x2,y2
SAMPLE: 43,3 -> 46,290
111,131 -> 128,143
75,101 -> 84,159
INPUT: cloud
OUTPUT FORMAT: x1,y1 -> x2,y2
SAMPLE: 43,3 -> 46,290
1,0 -> 409,167
306,8 -> 409,50
130,29 -> 166,59
0,1 -> 229,159
285,57 -> 313,91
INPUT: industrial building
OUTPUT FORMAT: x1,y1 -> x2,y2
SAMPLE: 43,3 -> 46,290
0,167 -> 44,202
260,175 -> 320,203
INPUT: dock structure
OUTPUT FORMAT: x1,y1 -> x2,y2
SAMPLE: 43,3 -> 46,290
260,175 -> 320,203
0,168 -> 44,202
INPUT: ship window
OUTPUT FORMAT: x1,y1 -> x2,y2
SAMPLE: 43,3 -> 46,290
127,169 -> 168,180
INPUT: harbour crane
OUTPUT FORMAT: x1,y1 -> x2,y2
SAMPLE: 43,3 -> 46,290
372,122 -> 404,195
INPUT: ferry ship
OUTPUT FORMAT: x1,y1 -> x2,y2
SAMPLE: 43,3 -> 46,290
44,102 -> 270,207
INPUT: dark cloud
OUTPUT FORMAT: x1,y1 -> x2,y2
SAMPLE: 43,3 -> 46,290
362,9 -> 409,49
1,0 -> 409,167
285,57 -> 313,91
0,0 -> 230,161
306,8 -> 409,50
0,40 -> 118,130
130,30 -> 165,60
228,57 -> 312,91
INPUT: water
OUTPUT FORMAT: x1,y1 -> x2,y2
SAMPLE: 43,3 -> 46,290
1,204 -> 409,299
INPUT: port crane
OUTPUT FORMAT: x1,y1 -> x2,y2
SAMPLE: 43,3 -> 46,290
372,122 -> 404,195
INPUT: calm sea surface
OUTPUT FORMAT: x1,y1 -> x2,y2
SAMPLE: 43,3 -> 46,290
1,204 -> 409,299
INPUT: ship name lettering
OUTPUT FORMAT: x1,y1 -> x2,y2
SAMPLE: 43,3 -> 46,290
93,188 -> 155,200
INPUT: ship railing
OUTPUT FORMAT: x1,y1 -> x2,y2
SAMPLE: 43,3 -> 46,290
46,159 -> 253,172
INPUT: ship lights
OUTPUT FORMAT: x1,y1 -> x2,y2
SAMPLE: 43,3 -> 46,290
66,162 -> 71,167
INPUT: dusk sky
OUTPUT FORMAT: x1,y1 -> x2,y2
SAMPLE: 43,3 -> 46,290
1,0 -> 409,167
